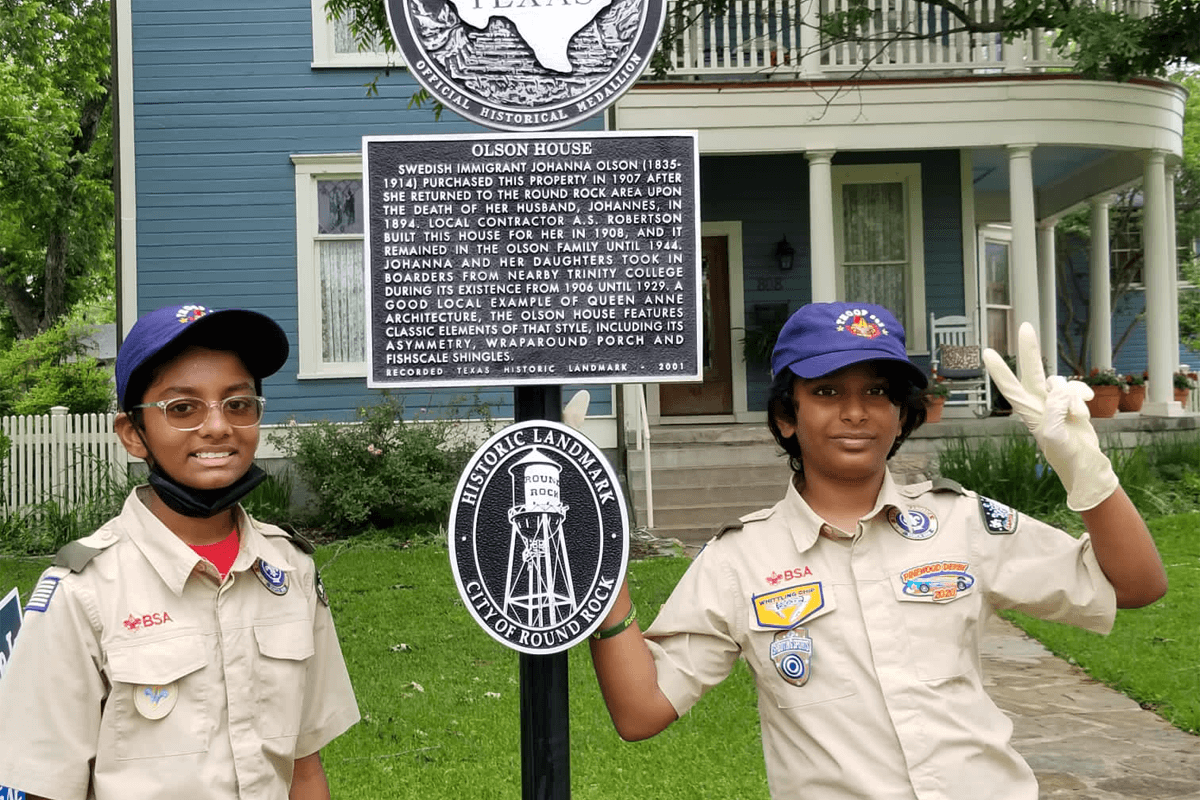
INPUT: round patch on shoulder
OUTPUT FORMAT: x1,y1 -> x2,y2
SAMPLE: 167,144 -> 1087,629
887,506 -> 938,540
134,683 -> 178,720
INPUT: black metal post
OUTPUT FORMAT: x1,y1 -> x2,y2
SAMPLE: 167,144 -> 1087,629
513,385 -> 570,800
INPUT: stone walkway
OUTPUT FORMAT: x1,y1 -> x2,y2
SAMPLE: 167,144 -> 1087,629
981,614 -> 1200,799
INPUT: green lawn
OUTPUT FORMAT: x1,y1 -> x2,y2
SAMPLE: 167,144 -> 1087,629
1,514 -> 1195,796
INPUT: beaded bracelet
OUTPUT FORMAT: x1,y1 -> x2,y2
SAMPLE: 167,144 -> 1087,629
591,603 -> 637,640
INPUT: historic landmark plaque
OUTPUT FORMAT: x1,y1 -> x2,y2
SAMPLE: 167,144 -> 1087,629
449,420 -> 629,654
384,0 -> 666,130
364,130 -> 701,389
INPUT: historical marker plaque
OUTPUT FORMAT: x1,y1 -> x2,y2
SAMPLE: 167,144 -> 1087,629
364,131 -> 700,389
449,420 -> 629,654
384,0 -> 666,131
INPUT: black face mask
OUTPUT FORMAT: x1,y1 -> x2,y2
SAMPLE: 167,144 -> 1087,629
148,464 -> 267,519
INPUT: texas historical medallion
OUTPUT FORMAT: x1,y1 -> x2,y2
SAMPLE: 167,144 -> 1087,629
385,0 -> 665,130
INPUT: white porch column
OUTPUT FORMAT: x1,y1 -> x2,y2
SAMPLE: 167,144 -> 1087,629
1140,150 -> 1184,416
1008,145 -> 1040,336
1166,169 -> 1180,355
1089,198 -> 1112,370
1037,221 -> 1057,372
799,0 -> 824,78
807,150 -> 837,302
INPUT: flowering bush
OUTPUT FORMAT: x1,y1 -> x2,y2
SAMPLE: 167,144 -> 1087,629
1078,368 -> 1121,387
1174,371 -> 1196,390
1122,372 -> 1146,387
269,393 -> 493,534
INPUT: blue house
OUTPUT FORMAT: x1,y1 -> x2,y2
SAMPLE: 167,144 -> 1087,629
114,0 -> 1191,532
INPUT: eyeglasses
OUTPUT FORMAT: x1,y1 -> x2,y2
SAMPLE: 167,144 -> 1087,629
133,395 -> 266,431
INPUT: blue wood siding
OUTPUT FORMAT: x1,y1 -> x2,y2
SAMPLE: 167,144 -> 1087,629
700,151 -> 962,412
130,0 -> 610,423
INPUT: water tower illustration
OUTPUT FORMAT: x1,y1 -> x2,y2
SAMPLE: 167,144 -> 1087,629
503,448 -> 577,627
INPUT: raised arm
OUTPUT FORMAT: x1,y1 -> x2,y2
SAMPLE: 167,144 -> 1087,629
587,580 -> 679,741
984,324 -> 1167,608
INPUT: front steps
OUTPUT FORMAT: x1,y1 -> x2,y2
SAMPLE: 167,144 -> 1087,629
625,424 -> 792,546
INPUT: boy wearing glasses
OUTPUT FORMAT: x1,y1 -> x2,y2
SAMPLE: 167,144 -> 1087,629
0,304 -> 359,800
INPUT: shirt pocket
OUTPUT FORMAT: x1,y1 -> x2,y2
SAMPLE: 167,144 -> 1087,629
746,596 -> 855,709
253,618 -> 315,739
107,634 -> 208,760
891,569 -> 978,681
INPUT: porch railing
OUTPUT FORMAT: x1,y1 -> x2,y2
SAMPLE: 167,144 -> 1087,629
1,407 -> 129,511
660,0 -> 1153,79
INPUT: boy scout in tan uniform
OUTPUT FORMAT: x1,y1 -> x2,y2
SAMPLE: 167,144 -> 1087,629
588,302 -> 1167,799
0,304 -> 359,800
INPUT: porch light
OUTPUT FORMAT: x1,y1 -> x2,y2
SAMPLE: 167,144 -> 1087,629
775,236 -> 795,271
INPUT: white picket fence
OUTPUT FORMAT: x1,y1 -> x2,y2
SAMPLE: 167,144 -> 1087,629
1,407 -> 129,510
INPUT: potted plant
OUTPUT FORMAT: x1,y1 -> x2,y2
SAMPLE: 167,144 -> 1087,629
1118,372 -> 1146,413
1078,368 -> 1121,418
924,379 -> 950,423
1174,371 -> 1195,405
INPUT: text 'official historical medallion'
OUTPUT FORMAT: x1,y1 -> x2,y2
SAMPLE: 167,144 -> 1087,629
449,420 -> 629,654
384,0 -> 665,131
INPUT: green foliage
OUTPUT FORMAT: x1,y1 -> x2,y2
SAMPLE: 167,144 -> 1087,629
0,461 -> 139,555
1078,367 -> 1122,386
936,435 -> 1067,518
0,0 -> 114,336
269,394 -> 493,535
0,318 -> 113,415
241,470 -> 296,526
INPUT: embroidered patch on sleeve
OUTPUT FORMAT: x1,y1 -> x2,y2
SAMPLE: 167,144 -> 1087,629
25,575 -> 61,612
979,496 -> 1019,534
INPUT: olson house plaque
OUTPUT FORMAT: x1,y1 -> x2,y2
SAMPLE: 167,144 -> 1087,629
364,130 -> 701,389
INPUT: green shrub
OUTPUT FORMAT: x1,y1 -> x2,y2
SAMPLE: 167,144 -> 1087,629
0,319 -> 113,415
0,463 -> 140,555
268,394 -> 492,535
935,435 -> 1067,518
242,469 -> 295,526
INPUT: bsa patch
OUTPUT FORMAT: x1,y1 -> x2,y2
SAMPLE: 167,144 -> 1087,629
253,559 -> 288,596
887,506 -> 938,540
134,683 -> 178,720
979,496 -> 1018,534
900,561 -> 975,602
24,575 -> 60,613
770,627 -> 813,687
753,583 -> 824,629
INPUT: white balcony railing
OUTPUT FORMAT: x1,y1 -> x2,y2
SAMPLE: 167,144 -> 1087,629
658,0 -> 1154,80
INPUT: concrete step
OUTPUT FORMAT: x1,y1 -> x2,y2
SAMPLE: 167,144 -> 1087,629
625,424 -> 791,542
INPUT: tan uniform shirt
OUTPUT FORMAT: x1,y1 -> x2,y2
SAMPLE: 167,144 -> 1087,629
0,487 -> 360,800
645,472 -> 1116,800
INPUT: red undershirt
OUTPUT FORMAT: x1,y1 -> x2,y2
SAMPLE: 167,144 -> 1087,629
190,530 -> 240,579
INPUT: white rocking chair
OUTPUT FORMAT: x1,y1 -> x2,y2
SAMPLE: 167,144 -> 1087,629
928,313 -> 990,417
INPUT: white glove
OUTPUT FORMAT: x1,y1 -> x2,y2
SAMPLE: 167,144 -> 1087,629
563,390 -> 590,431
982,323 -> 1119,512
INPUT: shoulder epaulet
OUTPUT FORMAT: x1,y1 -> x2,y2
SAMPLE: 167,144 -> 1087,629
53,539 -> 112,573
277,522 -> 316,554
714,520 -> 743,539
930,477 -> 967,495
715,507 -> 773,538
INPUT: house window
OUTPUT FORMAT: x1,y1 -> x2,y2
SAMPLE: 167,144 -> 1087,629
310,0 -> 394,67
293,154 -> 367,378
833,164 -> 927,351
982,236 -> 1012,355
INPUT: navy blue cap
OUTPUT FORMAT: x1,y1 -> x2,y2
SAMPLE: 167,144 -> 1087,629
116,304 -> 290,410
771,302 -> 927,389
